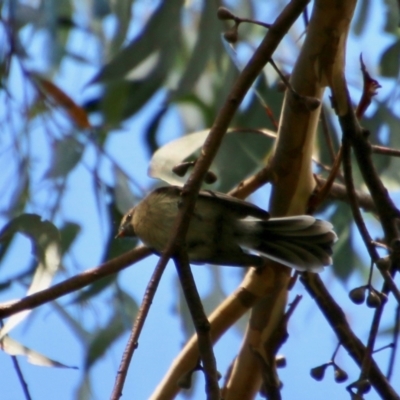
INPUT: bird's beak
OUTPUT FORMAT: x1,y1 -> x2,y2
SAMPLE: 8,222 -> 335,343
115,229 -> 124,239
115,222 -> 135,239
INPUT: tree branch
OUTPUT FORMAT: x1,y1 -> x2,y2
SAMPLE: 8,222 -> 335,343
0,246 -> 151,319
111,248 -> 169,400
314,176 -> 376,213
173,250 -> 220,399
149,1 -> 313,399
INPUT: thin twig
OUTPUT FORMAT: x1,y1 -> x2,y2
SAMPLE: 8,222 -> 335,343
387,305 -> 400,380
174,250 -> 220,399
374,261 -> 400,305
341,105 -> 386,390
307,147 -> 342,214
269,58 -> 320,111
339,103 -> 400,244
229,165 -> 274,199
300,273 -> 399,400
341,135 -> 379,262
330,342 -> 341,363
372,145 -> 400,157
357,299 -> 385,395
111,253 -> 171,400
338,92 -> 400,302
356,54 -> 381,119
337,87 -> 400,395
258,294 -> 302,400
284,294 -> 302,322
314,176 -> 376,212
0,246 -> 151,319
11,355 -> 32,400
239,17 -> 271,29
320,108 -> 337,164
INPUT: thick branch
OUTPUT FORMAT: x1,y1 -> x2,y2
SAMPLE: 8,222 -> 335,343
150,1 -> 312,399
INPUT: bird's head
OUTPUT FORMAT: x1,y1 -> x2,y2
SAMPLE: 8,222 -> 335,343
116,208 -> 136,238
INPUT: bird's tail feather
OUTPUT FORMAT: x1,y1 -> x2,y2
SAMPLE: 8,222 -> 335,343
242,216 -> 337,271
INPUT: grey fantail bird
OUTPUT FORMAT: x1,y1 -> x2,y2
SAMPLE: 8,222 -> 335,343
117,186 -> 337,271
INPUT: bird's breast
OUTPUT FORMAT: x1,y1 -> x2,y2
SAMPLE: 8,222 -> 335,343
133,194 -> 177,252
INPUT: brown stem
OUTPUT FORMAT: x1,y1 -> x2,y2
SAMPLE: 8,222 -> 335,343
0,246 -> 151,319
372,145 -> 400,157
387,305 -> 400,380
320,108 -> 337,164
337,96 -> 400,246
339,89 -> 400,389
111,250 -> 174,400
173,250 -> 220,400
314,176 -> 376,213
341,136 -> 379,262
115,2 -> 313,398
146,2 -> 312,398
357,298 -> 385,395
11,355 -> 32,400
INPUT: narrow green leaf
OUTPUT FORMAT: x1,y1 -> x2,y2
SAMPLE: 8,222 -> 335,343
380,40 -> 400,77
149,128 -> 275,191
46,137 -> 84,178
173,1 -> 221,96
0,214 -> 61,338
92,0 -> 184,83
85,290 -> 138,369
1,335 -> 77,369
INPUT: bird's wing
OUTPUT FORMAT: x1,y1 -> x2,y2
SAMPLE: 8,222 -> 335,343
153,186 -> 270,220
198,189 -> 270,220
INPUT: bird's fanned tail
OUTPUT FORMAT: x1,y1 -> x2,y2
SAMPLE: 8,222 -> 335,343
240,216 -> 337,271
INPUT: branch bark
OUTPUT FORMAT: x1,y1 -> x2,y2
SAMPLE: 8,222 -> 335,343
0,246 -> 151,319
150,0 -> 313,398
225,2 -> 357,399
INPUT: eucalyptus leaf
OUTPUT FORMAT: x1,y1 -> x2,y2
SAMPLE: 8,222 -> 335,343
99,65 -> 167,124
330,204 -> 364,281
0,214 -> 61,339
109,0 -> 134,52
173,1 -> 221,97
380,40 -> 400,77
46,137 -> 84,179
114,167 -> 136,214
352,0 -> 370,36
92,0 -> 184,83
73,276 -> 116,305
59,222 -> 81,255
149,128 -> 275,191
383,0 -> 400,33
85,290 -> 138,369
0,335 -> 77,369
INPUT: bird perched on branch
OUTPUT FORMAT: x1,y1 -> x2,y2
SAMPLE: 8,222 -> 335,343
117,186 -> 337,272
